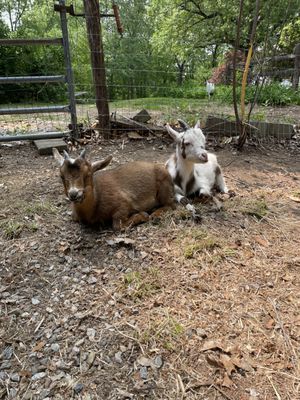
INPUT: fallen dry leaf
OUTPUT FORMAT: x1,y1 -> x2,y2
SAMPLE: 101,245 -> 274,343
220,354 -> 236,376
288,195 -> 300,203
206,354 -> 223,369
200,340 -> 233,354
265,318 -> 275,330
32,341 -> 45,352
253,236 -> 269,247
221,372 -> 234,388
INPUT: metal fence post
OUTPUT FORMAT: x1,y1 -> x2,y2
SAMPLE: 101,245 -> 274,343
58,0 -> 79,138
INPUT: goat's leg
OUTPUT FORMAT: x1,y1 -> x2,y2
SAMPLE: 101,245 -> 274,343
173,184 -> 189,205
112,211 -> 150,230
214,171 -> 228,194
149,206 -> 173,220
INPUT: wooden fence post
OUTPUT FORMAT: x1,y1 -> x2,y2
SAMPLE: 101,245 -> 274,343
84,0 -> 110,138
292,43 -> 300,90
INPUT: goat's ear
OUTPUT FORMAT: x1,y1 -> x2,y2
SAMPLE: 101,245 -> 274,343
92,155 -> 113,173
166,124 -> 182,143
194,120 -> 201,129
52,148 -> 65,166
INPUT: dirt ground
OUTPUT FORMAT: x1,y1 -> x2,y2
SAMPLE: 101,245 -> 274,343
0,134 -> 300,400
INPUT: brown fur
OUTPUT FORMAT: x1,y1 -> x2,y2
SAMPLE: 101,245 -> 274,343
55,152 -> 175,230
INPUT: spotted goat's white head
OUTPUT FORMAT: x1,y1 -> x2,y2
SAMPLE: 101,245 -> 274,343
166,120 -> 208,163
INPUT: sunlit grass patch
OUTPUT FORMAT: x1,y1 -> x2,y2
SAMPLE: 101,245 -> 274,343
0,220 -> 24,239
139,314 -> 185,350
123,267 -> 162,300
241,197 -> 268,219
24,201 -> 58,216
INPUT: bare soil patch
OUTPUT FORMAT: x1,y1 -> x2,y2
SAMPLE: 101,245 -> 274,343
0,136 -> 300,399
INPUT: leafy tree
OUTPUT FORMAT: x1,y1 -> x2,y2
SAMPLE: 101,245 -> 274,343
279,18 -> 300,53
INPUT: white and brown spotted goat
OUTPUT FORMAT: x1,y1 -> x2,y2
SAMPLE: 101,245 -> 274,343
165,120 -> 228,211
53,148 -> 175,230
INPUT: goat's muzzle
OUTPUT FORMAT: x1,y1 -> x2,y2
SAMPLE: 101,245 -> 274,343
68,188 -> 84,203
199,153 -> 208,163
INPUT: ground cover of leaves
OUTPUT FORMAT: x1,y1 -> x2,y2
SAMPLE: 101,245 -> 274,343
0,136 -> 299,400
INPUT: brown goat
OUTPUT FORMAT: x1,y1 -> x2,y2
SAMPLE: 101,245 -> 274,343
53,148 -> 175,230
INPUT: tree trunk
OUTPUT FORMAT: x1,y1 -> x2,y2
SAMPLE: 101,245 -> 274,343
292,43 -> 300,90
211,45 -> 218,68
84,0 -> 110,138
176,58 -> 185,86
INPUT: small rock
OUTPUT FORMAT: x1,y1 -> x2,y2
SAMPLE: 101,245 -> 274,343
2,346 -> 13,360
196,328 -> 207,339
0,371 -> 9,380
137,356 -> 153,367
139,366 -> 148,380
0,361 -> 12,370
73,383 -> 84,394
86,328 -> 96,340
114,351 -> 123,364
31,297 -> 40,305
31,371 -> 46,381
153,355 -> 163,369
87,276 -> 97,284
9,388 -> 18,399
72,346 -> 80,354
39,389 -> 51,399
10,373 -> 20,382
50,343 -> 60,352
46,307 -> 53,313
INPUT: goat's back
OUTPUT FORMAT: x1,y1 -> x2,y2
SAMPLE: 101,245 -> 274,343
93,161 -> 174,215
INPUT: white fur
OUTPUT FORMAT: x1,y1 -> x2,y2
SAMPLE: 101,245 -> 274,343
166,121 -> 228,208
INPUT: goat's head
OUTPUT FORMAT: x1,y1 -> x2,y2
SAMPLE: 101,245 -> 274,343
166,120 -> 208,163
53,148 -> 112,203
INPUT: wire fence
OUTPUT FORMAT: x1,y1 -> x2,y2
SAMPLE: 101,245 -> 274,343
0,1 -> 299,146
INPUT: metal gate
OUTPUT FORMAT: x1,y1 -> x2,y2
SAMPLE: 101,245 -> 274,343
0,0 -> 78,142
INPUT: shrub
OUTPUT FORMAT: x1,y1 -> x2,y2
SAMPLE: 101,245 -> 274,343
215,83 -> 300,106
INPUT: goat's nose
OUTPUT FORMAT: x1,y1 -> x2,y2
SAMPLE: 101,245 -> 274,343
201,153 -> 208,162
68,189 -> 79,201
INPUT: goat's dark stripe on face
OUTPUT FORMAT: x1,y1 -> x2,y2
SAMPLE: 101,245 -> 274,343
186,174 -> 195,195
181,139 -> 186,159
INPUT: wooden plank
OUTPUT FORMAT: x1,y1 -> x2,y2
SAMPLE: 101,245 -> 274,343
34,138 -> 67,155
204,115 -> 295,140
110,114 -> 166,133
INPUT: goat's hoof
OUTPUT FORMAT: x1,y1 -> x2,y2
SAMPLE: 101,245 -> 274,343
180,197 -> 190,206
193,213 -> 202,223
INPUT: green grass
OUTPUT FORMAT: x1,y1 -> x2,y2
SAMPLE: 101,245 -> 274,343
24,201 -> 58,216
242,198 -> 269,220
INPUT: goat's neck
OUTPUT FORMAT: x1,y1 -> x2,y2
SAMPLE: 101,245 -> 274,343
73,181 -> 97,223
176,146 -> 194,178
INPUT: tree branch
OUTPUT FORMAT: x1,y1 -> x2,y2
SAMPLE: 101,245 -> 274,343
179,0 -> 219,20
